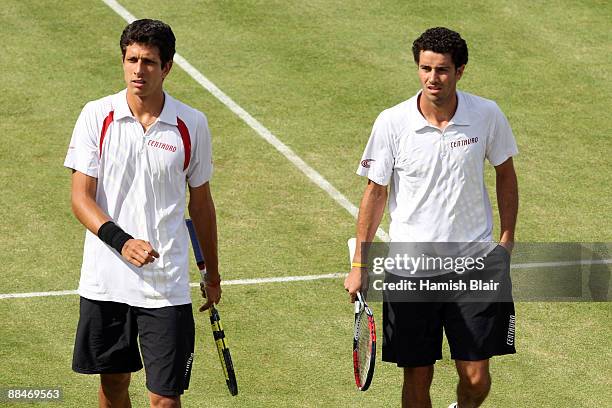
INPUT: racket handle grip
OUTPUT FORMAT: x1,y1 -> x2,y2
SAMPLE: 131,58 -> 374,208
355,291 -> 364,313
186,219 -> 207,281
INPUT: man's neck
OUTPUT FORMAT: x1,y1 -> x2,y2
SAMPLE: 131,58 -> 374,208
418,92 -> 458,130
127,91 -> 165,119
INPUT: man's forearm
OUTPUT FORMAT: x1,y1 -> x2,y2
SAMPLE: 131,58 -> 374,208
496,165 -> 518,243
71,171 -> 111,234
189,209 -> 218,276
354,181 -> 388,262
344,180 -> 388,298
188,190 -> 219,278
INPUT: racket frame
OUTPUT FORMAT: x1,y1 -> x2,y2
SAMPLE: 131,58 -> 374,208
353,291 -> 376,391
185,219 -> 238,396
348,238 -> 376,391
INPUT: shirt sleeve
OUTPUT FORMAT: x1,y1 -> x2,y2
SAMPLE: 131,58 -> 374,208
356,110 -> 395,186
64,102 -> 100,177
486,104 -> 519,166
187,111 -> 213,187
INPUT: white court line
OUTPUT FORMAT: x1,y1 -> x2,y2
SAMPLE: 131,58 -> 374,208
2,259 -> 610,300
100,0 -> 390,242
510,259 -> 612,269
0,290 -> 79,300
0,273 -> 345,300
219,272 -> 345,286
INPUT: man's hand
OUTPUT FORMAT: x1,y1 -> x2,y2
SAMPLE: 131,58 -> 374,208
121,239 -> 159,267
499,240 -> 514,256
199,274 -> 222,312
344,267 -> 367,303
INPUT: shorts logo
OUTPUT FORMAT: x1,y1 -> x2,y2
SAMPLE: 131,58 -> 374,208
506,314 -> 515,346
184,352 -> 194,381
361,159 -> 375,168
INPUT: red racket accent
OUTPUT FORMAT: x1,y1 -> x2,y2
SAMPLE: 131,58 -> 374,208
353,349 -> 361,387
370,315 -> 377,343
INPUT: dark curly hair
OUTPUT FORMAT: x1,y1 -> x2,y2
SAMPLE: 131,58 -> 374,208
412,27 -> 468,69
120,19 -> 176,68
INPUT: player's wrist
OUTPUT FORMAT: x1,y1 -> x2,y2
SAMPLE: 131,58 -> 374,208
351,262 -> 368,269
204,272 -> 221,287
350,266 -> 366,274
499,230 -> 515,242
97,221 -> 134,254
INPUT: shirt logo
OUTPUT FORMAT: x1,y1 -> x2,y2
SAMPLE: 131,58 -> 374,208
361,159 -> 375,168
147,140 -> 177,152
449,137 -> 479,148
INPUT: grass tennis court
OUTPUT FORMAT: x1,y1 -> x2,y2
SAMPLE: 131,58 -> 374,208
1,0 -> 610,406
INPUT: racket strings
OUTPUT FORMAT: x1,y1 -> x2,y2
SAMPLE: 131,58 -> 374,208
356,311 -> 373,383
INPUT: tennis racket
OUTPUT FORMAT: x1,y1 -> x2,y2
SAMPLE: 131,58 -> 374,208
348,238 -> 376,391
186,219 -> 238,396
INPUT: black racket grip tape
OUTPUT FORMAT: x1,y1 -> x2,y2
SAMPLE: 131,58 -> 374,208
185,219 -> 205,265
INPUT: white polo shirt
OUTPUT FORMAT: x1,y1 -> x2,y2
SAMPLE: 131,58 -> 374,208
65,89 -> 213,307
357,90 -> 518,244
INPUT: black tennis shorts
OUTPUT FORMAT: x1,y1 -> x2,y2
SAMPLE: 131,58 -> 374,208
382,245 -> 516,367
72,297 -> 195,396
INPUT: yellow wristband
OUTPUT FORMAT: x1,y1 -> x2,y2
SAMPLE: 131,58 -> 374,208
351,262 -> 368,268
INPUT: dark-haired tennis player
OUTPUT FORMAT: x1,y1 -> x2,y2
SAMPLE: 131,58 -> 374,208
65,19 -> 220,407
345,27 -> 519,408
